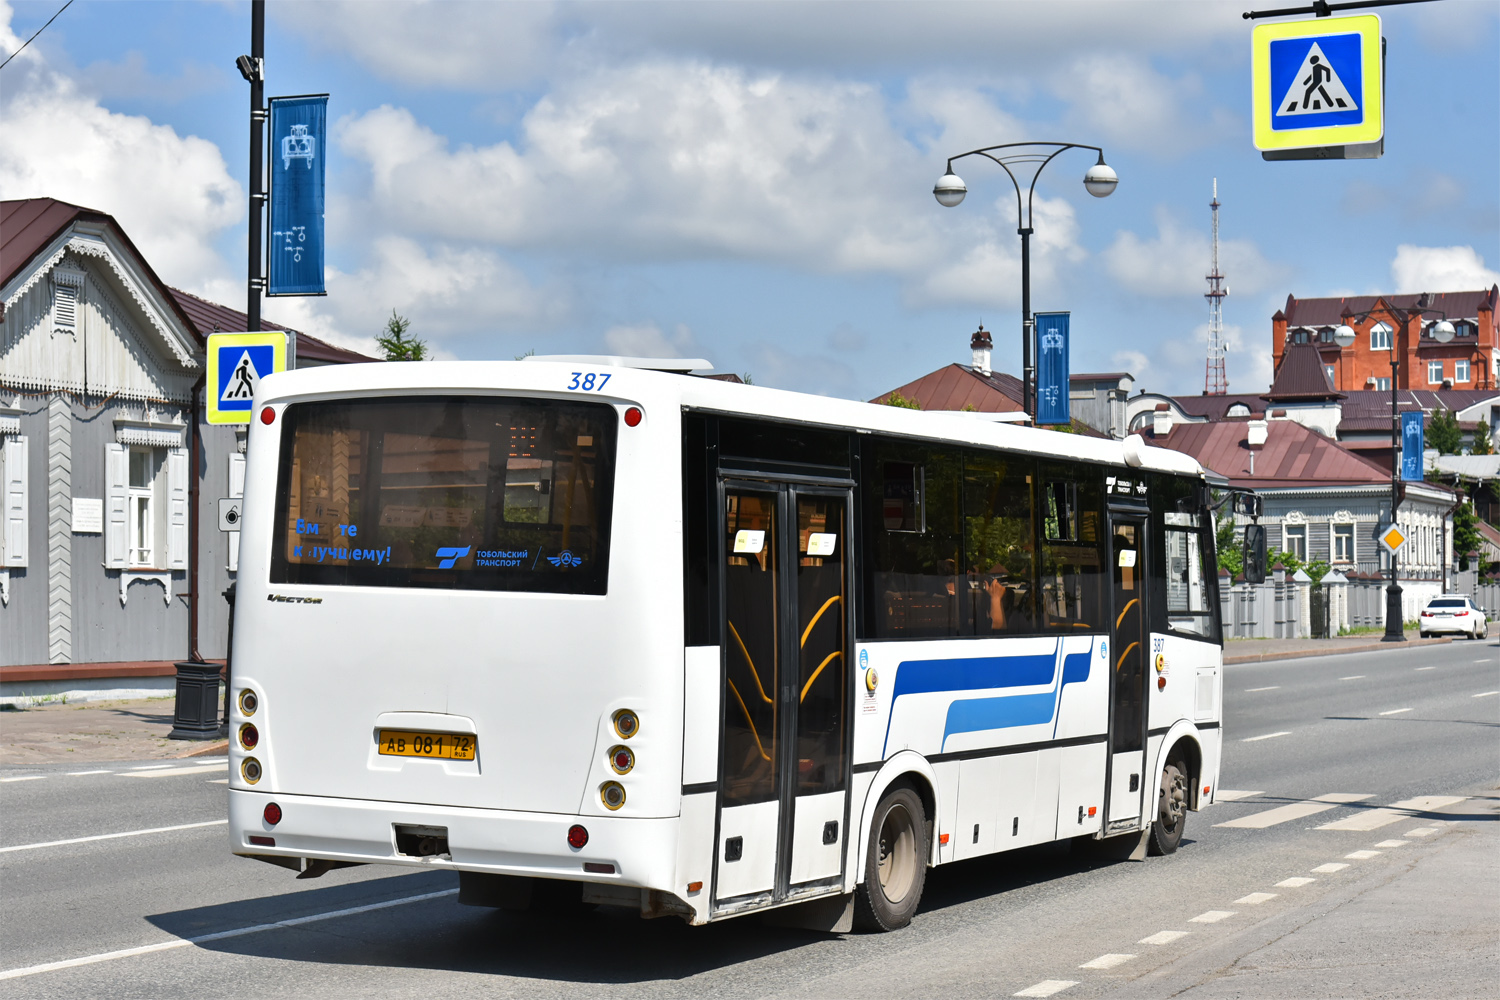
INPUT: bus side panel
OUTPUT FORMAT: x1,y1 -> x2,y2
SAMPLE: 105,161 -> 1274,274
1199,727 -> 1222,809
1029,749 -> 1061,846
952,757 -> 1001,860
934,759 -> 960,864
682,646 -> 720,786
676,790 -> 716,923
1055,742 -> 1105,838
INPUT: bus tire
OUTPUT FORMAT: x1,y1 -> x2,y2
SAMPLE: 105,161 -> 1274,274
1148,761 -> 1188,856
853,785 -> 928,932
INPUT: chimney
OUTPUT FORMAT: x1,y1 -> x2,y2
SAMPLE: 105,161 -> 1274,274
1152,402 -> 1173,437
1247,418 -> 1269,449
970,324 -> 992,376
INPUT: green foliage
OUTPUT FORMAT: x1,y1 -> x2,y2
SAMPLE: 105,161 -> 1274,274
1214,511 -> 1242,577
1267,547 -> 1329,585
1453,494 -> 1482,570
741,373 -> 754,385
1470,420 -> 1493,456
881,390 -> 921,410
1427,406 -> 1462,455
514,348 -> 535,361
376,310 -> 427,362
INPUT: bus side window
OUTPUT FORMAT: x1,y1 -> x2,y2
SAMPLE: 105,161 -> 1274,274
963,453 -> 1035,634
1039,465 -> 1105,631
864,446 -> 964,638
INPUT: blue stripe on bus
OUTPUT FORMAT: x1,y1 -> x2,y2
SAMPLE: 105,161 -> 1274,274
890,650 -> 1058,699
943,691 -> 1058,737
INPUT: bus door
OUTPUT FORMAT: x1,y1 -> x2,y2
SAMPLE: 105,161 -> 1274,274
1105,511 -> 1148,829
714,482 -> 851,908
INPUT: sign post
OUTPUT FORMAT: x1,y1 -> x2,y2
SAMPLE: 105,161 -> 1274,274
207,331 -> 289,425
1252,14 -> 1383,160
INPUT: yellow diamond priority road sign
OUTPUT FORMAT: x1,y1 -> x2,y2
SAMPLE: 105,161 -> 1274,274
1378,523 -> 1407,555
1252,14 -> 1383,153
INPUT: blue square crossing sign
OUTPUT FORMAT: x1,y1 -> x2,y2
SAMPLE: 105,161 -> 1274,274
1253,15 -> 1382,152
206,331 -> 288,425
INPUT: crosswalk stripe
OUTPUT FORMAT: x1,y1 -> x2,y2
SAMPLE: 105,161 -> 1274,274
121,765 -> 230,779
1214,792 -> 1370,829
1014,981 -> 1077,998
1315,795 -> 1466,831
1212,790 -> 1264,802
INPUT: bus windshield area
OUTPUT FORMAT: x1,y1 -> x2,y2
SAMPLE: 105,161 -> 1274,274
269,396 -> 615,594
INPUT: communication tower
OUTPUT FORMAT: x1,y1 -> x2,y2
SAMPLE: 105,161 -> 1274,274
1204,179 -> 1228,395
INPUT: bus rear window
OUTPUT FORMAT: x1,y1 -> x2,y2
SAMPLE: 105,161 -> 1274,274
269,396 -> 615,594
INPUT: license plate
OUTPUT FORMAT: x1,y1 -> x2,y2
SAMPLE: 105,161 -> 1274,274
378,730 -> 476,760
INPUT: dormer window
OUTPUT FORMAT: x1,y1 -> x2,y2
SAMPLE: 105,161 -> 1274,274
1370,322 -> 1392,351
1227,403 -> 1251,417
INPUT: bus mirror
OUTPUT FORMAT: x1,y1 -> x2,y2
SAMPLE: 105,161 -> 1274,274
1234,493 -> 1262,519
1242,524 -> 1267,585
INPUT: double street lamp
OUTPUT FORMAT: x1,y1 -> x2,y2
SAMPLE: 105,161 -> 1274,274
1333,308 -> 1455,642
933,142 -> 1117,421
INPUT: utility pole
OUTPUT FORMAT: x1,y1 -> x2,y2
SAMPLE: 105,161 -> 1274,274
241,0 -> 265,332
1204,179 -> 1228,395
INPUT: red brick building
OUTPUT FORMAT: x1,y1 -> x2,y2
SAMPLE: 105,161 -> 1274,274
1272,287 -> 1498,393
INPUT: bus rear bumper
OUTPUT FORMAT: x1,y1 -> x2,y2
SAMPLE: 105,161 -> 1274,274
227,788 -> 678,891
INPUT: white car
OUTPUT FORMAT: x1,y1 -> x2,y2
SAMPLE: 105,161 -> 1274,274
1418,596 -> 1490,639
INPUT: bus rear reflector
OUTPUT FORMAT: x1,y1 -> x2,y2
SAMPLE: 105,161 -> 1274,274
249,835 -> 275,847
938,833 -> 950,845
567,824 -> 589,849
687,881 -> 703,893
260,407 -> 275,425
263,802 -> 282,826
624,407 -> 642,427
583,862 -> 615,874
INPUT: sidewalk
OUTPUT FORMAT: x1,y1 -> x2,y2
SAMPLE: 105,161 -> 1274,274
0,697 -> 226,766
1223,629 -> 1455,664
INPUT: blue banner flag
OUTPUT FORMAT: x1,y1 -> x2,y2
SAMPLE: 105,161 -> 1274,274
1034,311 -> 1070,426
1400,410 -> 1424,481
268,95 -> 328,296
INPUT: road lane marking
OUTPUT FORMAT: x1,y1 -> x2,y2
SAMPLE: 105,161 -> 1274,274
1377,708 -> 1412,716
121,765 -> 232,779
1015,981 -> 1078,997
1212,790 -> 1264,802
1139,930 -> 1190,945
1345,849 -> 1381,860
1414,667 -> 1435,671
1189,911 -> 1236,923
1373,839 -> 1409,848
1275,877 -> 1315,888
1405,827 -> 1440,837
0,820 -> 227,854
1339,675 -> 1365,681
128,764 -> 173,770
1241,731 -> 1290,742
206,778 -> 228,784
1473,691 -> 1498,698
1316,795 -> 1467,831
66,770 -> 112,776
0,887 -> 459,981
1215,793 -> 1370,829
1079,954 -> 1135,970
1245,686 -> 1280,692
1234,892 -> 1277,905
0,776 -> 43,783
1312,863 -> 1349,873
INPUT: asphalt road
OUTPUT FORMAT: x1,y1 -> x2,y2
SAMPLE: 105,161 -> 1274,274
1,638 -> 1495,999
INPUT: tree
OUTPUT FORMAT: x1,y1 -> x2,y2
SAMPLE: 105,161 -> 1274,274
1214,510 -> 1242,577
1453,493 -> 1482,571
1470,420 -> 1493,456
880,390 -> 921,409
1427,406 -> 1462,455
376,310 -> 427,361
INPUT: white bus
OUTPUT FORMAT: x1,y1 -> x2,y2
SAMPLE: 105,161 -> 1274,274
227,357 -> 1224,931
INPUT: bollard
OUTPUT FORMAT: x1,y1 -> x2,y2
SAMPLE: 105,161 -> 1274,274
168,661 -> 223,740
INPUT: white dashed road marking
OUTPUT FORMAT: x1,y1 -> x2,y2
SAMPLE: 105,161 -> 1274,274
1139,930 -> 1190,945
0,776 -> 43,783
1234,892 -> 1278,905
1079,954 -> 1135,970
0,819 -> 228,855
1473,691 -> 1498,698
1014,981 -> 1078,998
1345,850 -> 1382,860
122,765 -> 231,779
1405,827 -> 1440,837
1312,863 -> 1349,873
1189,911 -> 1236,923
1241,731 -> 1291,742
128,764 -> 173,771
1211,790 -> 1264,802
1373,839 -> 1409,848
0,888 -> 459,981
1276,877 -> 1316,888
66,770 -> 111,776
1339,675 -> 1365,681
1245,686 -> 1280,692
1215,793 -> 1369,829
1377,708 -> 1412,716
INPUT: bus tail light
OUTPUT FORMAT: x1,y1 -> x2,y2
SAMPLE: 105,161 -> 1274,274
612,709 -> 640,739
239,723 -> 259,749
583,862 -> 615,874
1157,676 -> 1167,691
568,824 -> 589,849
239,689 -> 258,716
242,757 -> 262,784
249,835 -> 275,847
600,781 -> 626,810
263,802 -> 282,826
260,407 -> 276,425
624,407 -> 642,427
608,745 -> 634,774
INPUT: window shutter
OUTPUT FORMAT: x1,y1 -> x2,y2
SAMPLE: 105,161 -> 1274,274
228,452 -> 246,572
53,284 -> 78,333
167,447 -> 189,570
3,436 -> 28,567
104,443 -> 128,569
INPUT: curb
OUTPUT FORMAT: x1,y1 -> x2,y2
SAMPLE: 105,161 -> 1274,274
175,739 -> 229,758
1224,636 -> 1453,664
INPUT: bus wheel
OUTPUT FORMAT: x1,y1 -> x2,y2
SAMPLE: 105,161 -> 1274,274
1149,762 -> 1188,856
853,785 -> 928,931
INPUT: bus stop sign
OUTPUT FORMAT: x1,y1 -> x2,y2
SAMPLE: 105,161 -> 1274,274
1252,15 -> 1383,154
207,331 -> 288,425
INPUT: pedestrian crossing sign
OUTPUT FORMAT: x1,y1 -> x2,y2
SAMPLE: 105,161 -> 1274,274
1252,15 -> 1383,152
206,331 -> 288,424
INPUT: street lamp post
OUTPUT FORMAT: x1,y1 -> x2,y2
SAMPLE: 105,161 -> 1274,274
1334,307 -> 1455,643
933,143 -> 1116,421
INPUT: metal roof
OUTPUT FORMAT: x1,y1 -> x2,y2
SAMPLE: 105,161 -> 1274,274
169,287 -> 378,365
1263,341 -> 1344,401
1281,288 -> 1496,327
872,363 -> 1025,412
1142,418 -> 1390,488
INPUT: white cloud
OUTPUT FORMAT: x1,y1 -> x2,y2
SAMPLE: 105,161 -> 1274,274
602,321 -> 697,358
1102,208 -> 1284,298
1051,54 -> 1210,155
0,13 -> 241,291
1390,245 -> 1500,294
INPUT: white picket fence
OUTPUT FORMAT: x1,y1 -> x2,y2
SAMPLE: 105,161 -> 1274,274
1219,570 -> 1499,640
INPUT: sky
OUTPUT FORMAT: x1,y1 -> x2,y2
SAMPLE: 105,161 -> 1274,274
2,0 -> 1497,403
